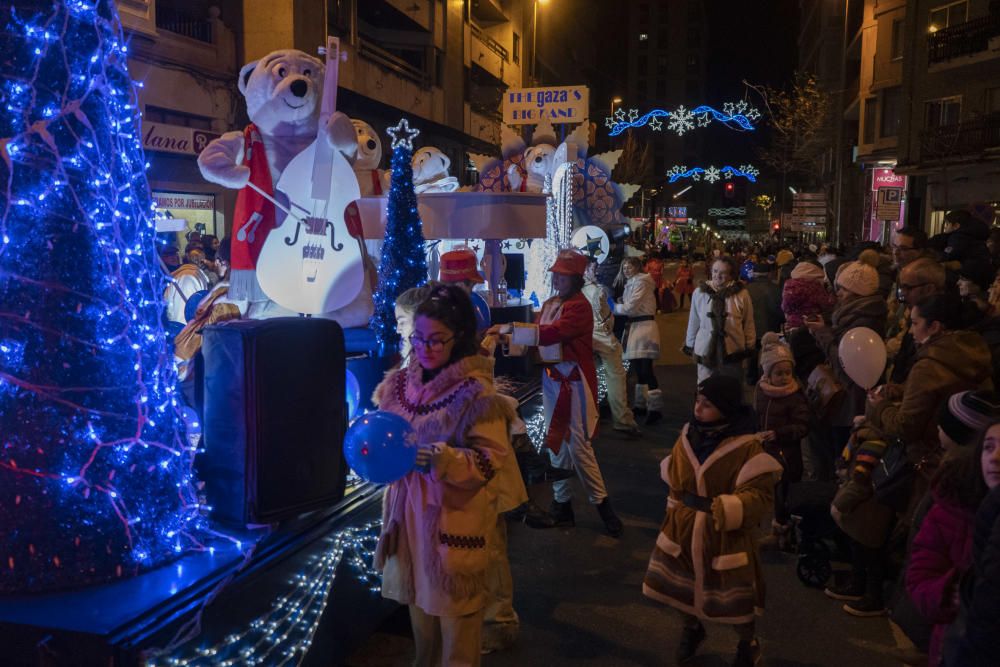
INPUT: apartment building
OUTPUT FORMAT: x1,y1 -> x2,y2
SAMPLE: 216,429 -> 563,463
119,0 -> 241,246
896,0 -> 1000,232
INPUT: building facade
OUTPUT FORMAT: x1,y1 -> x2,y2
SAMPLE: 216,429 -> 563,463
896,0 -> 1000,233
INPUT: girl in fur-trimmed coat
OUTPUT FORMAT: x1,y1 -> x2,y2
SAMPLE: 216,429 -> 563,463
373,285 -> 516,666
644,375 -> 782,667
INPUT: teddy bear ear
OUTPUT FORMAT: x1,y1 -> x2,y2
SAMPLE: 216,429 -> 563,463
238,60 -> 259,96
438,153 -> 450,170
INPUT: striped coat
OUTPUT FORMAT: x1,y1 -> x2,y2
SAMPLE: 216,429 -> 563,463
643,425 -> 781,623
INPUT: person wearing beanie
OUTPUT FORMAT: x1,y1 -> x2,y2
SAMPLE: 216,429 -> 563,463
775,248 -> 796,287
644,373 -> 779,667
937,391 -> 1000,450
754,332 -> 810,545
489,249 -> 624,538
782,260 -> 835,330
805,248 -> 887,457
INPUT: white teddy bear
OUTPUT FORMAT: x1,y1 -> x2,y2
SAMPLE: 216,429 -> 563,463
412,146 -> 459,194
351,119 -> 391,196
507,143 -> 556,193
197,48 -> 374,327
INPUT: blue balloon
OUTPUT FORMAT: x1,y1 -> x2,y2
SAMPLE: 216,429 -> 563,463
345,369 -> 361,420
343,410 -> 416,484
470,291 -> 491,330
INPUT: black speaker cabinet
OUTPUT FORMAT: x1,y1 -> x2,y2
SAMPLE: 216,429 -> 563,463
201,318 -> 347,525
503,252 -> 526,291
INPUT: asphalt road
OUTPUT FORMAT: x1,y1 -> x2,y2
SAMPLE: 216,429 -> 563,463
347,275 -> 902,667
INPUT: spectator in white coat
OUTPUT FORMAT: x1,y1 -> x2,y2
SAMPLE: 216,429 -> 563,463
684,256 -> 756,384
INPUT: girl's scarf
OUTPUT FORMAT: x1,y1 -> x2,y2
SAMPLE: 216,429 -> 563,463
757,377 -> 801,398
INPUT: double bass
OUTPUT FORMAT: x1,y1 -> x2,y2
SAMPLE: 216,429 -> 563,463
255,36 -> 365,315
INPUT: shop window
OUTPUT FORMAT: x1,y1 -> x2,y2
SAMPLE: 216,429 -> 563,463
929,0 -> 967,32
880,87 -> 901,138
863,97 -> 877,144
152,192 -> 217,251
925,96 -> 962,128
890,19 -> 904,60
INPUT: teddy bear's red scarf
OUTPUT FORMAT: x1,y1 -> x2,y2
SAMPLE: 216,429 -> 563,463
230,124 -> 275,288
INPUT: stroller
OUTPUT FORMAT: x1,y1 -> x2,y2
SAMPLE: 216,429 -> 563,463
786,480 -> 853,588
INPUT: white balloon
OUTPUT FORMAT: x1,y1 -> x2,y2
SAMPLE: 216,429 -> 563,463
838,327 -> 887,390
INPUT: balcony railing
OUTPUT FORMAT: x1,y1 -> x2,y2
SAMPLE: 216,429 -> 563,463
470,23 -> 509,62
155,5 -> 213,43
928,13 -> 1000,64
920,112 -> 1000,159
358,39 -> 430,88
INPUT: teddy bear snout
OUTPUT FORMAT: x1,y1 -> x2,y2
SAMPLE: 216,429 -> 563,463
289,79 -> 309,98
366,139 -> 377,150
534,155 -> 544,163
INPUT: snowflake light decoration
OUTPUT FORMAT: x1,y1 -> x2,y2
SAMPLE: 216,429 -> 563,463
667,164 -> 760,184
667,105 -> 695,136
605,101 -> 762,137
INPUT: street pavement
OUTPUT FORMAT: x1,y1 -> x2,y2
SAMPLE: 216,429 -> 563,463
347,275 -> 902,667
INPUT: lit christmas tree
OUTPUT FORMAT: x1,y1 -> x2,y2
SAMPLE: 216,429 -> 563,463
0,0 -> 205,592
369,118 -> 428,351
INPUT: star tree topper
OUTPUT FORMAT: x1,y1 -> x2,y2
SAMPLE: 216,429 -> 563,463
387,118 -> 420,151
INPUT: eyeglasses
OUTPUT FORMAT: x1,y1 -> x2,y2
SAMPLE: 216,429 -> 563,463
408,333 -> 454,351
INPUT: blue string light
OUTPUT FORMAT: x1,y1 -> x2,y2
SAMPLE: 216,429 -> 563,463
0,0 -> 208,592
369,119 -> 428,351
606,101 -> 762,137
667,164 -> 760,184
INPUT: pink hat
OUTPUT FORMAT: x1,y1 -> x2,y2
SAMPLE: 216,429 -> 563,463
548,249 -> 588,276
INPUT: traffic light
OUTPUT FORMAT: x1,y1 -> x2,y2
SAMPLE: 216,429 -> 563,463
724,182 -> 735,198
772,222 -> 781,233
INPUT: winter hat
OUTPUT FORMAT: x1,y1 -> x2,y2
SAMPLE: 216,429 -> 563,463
775,249 -> 795,267
697,374 -> 745,421
937,390 -> 1000,447
790,261 -> 825,283
439,248 -> 485,284
835,248 -> 880,296
759,332 -> 795,377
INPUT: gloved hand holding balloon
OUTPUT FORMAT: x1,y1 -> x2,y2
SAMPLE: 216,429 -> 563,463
343,411 -> 416,484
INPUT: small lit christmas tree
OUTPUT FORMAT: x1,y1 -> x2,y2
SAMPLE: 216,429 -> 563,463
369,118 -> 428,351
0,0 -> 205,592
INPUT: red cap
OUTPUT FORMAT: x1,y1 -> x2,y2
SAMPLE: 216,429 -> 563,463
548,249 -> 588,276
439,249 -> 485,284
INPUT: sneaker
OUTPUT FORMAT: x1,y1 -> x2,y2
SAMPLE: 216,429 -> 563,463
675,622 -> 706,663
596,498 -> 624,538
732,638 -> 762,667
843,596 -> 887,617
824,579 -> 864,601
550,499 -> 575,527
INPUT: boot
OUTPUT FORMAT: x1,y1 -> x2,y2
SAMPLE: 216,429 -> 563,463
516,448 -> 574,485
633,384 -> 648,416
675,621 -> 706,663
732,638 -> 762,667
596,498 -> 624,538
508,500 -> 556,529
645,388 -> 663,425
550,499 -> 575,527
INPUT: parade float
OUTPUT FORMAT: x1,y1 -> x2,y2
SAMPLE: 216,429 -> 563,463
0,0 -> 643,658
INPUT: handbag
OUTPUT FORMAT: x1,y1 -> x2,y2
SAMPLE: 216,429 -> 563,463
806,363 -> 844,418
871,438 -> 914,513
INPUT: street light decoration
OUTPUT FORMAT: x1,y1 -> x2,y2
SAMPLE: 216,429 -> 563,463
605,101 -> 761,137
667,164 -> 760,184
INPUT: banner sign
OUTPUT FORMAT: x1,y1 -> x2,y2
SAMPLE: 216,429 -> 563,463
143,122 -> 218,156
503,86 -> 589,124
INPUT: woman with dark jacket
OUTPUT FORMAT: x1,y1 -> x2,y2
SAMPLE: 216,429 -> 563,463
804,249 -> 887,448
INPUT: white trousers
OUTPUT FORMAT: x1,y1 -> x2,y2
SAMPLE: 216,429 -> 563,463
592,332 -> 637,429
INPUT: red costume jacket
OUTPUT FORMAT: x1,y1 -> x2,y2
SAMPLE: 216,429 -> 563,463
536,291 -> 598,403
